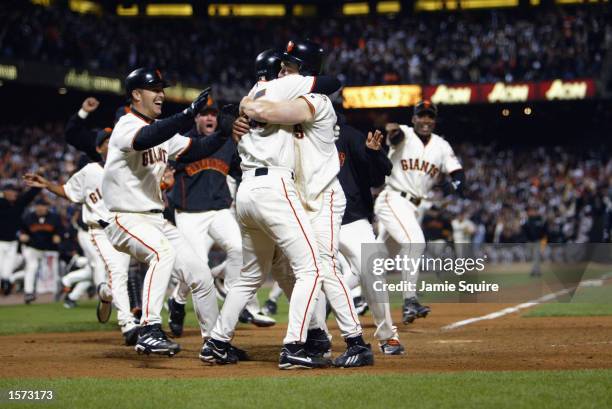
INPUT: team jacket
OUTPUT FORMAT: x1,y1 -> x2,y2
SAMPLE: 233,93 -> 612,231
21,211 -> 63,251
336,124 -> 392,225
168,128 -> 241,212
0,188 -> 41,242
65,113 -> 101,162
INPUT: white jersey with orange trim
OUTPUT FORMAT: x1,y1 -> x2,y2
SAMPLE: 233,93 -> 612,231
102,112 -> 191,212
63,162 -> 111,226
386,126 -> 462,199
293,93 -> 339,208
238,74 -> 316,172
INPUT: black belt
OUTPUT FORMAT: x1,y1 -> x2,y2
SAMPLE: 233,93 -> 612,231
98,219 -> 109,228
400,192 -> 422,207
254,167 -> 294,180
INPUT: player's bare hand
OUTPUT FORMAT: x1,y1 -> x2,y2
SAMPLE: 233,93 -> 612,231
19,233 -> 30,243
366,130 -> 384,151
239,96 -> 254,115
52,235 -> 61,245
160,168 -> 175,191
232,116 -> 250,144
23,173 -> 49,188
82,97 -> 100,113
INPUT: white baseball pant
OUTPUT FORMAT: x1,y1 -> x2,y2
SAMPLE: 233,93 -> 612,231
268,281 -> 284,303
89,227 -> 133,329
62,261 -> 93,301
104,212 -> 218,338
211,168 -> 322,345
374,189 -> 426,300
173,209 -> 262,314
77,228 -> 106,290
0,240 -> 19,282
23,245 -> 45,294
339,218 -> 398,341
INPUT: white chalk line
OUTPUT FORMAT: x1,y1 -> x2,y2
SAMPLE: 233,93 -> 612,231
441,276 -> 609,331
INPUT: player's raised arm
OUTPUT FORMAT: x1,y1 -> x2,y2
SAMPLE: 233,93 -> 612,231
240,96 -> 314,125
65,97 -> 102,161
23,173 -> 68,200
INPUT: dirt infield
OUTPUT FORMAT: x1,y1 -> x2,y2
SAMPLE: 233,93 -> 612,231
2,303 -> 611,379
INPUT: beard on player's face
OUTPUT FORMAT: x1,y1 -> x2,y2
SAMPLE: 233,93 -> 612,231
133,87 -> 165,118
412,113 -> 436,137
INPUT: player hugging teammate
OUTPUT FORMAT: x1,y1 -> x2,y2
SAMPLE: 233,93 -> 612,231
19,39 -> 464,370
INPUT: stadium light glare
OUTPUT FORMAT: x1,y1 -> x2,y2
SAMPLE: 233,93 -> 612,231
524,107 -> 532,115
117,5 -> 139,16
58,88 -> 67,95
293,5 -> 317,16
343,2 -> 370,15
502,109 -> 510,116
69,0 -> 102,15
208,4 -> 286,17
30,0 -> 53,6
377,1 -> 401,13
415,0 -> 444,11
460,0 -> 518,9
146,4 -> 193,17
530,0 -> 540,5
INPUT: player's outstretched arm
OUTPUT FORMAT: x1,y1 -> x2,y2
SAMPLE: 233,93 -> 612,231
365,130 -> 393,186
132,87 -> 211,151
22,173 -> 68,200
240,97 -> 313,125
65,97 -> 102,161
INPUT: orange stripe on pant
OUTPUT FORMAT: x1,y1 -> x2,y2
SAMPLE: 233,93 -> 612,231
114,215 -> 158,325
330,189 -> 359,326
90,232 -> 112,289
281,177 -> 320,341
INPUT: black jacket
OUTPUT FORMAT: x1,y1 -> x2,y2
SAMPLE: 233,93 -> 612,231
0,188 -> 41,242
21,211 -> 63,251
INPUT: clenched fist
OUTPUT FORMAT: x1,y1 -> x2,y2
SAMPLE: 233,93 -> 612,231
82,97 -> 100,113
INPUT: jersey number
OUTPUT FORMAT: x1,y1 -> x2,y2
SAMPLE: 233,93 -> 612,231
293,124 -> 304,139
89,189 -> 102,204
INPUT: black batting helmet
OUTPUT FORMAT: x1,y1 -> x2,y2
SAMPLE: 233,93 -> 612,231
282,40 -> 324,76
255,49 -> 282,81
125,68 -> 169,99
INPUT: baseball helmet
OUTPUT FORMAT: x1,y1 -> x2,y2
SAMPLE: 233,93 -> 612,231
255,49 -> 282,81
125,68 -> 169,99
282,40 -> 324,76
414,100 -> 438,117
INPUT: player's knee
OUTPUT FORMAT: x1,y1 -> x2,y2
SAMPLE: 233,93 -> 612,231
155,245 -> 176,268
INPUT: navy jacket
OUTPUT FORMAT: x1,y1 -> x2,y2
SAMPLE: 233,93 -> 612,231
21,211 -> 63,251
0,188 -> 41,242
168,128 -> 241,212
336,124 -> 392,225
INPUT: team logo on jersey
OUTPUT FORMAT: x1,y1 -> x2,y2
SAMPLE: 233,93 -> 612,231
142,147 -> 167,167
185,158 -> 229,177
400,158 -> 440,178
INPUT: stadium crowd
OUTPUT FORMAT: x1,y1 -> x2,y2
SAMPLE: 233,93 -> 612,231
1,122 -> 610,251
1,4 -> 610,97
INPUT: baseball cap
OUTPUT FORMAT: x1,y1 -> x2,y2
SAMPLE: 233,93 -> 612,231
198,100 -> 219,115
414,100 -> 438,117
96,128 -> 112,147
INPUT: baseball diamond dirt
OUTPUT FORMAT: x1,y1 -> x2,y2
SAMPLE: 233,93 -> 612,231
2,303 -> 611,379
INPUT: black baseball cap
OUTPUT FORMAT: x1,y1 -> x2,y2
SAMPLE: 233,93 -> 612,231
414,100 -> 438,117
96,128 -> 112,147
198,100 -> 219,115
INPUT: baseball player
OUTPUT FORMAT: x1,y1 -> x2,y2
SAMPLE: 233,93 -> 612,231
375,100 -> 465,324
334,115 -> 405,355
101,68 -> 231,357
20,198 -> 63,304
0,184 -> 41,295
201,45 -> 346,368
24,130 -> 140,344
166,101 -> 274,336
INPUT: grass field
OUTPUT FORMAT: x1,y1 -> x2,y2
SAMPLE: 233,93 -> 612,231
1,370 -> 610,409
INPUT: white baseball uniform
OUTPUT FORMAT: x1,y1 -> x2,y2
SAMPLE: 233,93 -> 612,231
62,162 -> 134,329
102,111 -> 218,336
211,74 -> 325,345
374,126 -> 462,299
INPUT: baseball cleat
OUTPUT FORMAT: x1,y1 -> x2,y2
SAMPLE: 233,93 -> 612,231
304,328 -> 332,359
167,297 -> 186,337
123,325 -> 140,346
199,339 -> 239,365
278,346 -> 330,370
96,283 -> 113,323
262,299 -> 277,316
24,293 -> 36,304
239,309 -> 276,327
402,297 -> 430,324
135,324 -> 180,356
333,344 -> 374,368
379,338 -> 405,355
63,298 -> 77,309
353,296 -> 369,316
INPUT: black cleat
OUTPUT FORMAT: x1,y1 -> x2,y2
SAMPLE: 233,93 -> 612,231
63,298 -> 77,309
304,328 -> 332,359
135,324 -> 180,356
278,345 -> 330,370
353,296 -> 369,316
24,293 -> 36,304
263,299 -> 277,316
167,297 -> 185,337
238,309 -> 276,327
96,283 -> 112,324
199,339 -> 239,365
333,344 -> 374,368
402,297 -> 430,324
123,326 -> 140,346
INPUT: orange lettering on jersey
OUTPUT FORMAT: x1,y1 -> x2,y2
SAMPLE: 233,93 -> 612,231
185,158 -> 230,177
401,159 -> 408,171
413,158 -> 420,170
402,158 -> 440,179
420,160 -> 430,173
142,148 -> 168,167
